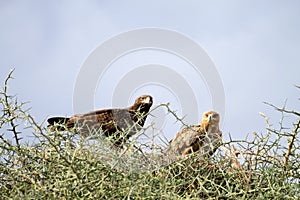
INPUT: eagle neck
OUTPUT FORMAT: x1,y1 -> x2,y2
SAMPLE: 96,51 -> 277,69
129,104 -> 150,114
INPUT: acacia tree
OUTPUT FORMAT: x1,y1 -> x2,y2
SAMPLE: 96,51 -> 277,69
0,70 -> 299,199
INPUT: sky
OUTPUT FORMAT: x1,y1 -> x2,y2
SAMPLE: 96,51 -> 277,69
0,1 -> 299,143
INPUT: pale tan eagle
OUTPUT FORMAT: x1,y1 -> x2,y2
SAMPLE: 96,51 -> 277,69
166,111 -> 222,160
47,95 -> 153,147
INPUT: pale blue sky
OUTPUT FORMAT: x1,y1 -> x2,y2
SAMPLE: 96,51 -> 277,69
1,1 -> 299,142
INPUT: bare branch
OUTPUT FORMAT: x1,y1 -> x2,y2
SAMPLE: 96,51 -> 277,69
1,69 -> 22,148
284,118 -> 300,168
263,102 -> 300,117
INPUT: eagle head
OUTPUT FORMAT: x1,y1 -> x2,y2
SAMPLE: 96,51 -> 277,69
201,111 -> 220,131
132,95 -> 153,112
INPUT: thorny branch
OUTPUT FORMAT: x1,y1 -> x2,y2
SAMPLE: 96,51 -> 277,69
1,70 -> 300,199
263,101 -> 300,117
150,103 -> 189,127
1,69 -> 21,148
263,99 -> 300,168
284,118 -> 300,168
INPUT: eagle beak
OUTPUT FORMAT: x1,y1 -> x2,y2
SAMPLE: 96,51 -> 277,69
208,114 -> 212,122
143,96 -> 152,104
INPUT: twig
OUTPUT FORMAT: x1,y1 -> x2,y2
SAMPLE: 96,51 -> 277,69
2,69 -> 21,148
151,103 -> 188,127
263,102 -> 300,117
284,118 -> 300,168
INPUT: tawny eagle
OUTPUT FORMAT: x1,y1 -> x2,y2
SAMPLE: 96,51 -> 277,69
166,111 -> 222,160
47,95 -> 153,147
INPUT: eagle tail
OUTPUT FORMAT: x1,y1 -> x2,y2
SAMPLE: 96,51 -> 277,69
47,117 -> 70,131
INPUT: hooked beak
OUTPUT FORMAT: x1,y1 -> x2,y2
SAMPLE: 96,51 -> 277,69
208,114 -> 212,122
142,96 -> 152,104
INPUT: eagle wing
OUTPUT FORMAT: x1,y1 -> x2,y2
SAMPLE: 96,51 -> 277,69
68,109 -> 138,135
47,95 -> 153,147
167,126 -> 222,159
167,125 -> 203,157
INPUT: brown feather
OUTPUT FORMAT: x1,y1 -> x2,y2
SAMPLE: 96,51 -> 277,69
166,111 -> 222,161
47,95 -> 153,147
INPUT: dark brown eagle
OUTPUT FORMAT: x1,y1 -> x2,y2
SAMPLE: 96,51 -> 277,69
47,95 -> 153,147
166,111 -> 222,161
